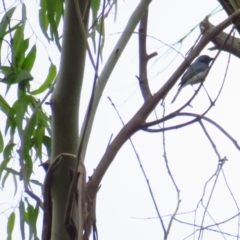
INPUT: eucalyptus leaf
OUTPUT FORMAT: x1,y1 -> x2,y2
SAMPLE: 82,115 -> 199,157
19,200 -> 25,240
0,7 -> 16,64
31,64 -> 56,95
7,212 -> 15,237
22,45 -> 37,71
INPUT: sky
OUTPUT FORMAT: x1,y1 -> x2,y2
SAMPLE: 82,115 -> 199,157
1,0 -> 240,239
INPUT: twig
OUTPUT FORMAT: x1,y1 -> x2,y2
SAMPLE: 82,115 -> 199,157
221,169 -> 240,239
107,96 -> 166,234
197,121 -> 226,239
142,112 -> 240,151
174,217 -> 240,239
161,104 -> 181,240
87,9 -> 240,214
138,8 -> 154,101
199,120 -> 221,160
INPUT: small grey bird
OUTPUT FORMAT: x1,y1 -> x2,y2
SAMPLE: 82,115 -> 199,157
171,55 -> 213,103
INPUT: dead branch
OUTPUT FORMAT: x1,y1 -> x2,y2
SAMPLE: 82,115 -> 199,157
86,9 -> 240,203
200,17 -> 240,58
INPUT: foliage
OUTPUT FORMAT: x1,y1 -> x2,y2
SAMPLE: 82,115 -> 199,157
1,0 -> 239,239
0,0 -> 113,238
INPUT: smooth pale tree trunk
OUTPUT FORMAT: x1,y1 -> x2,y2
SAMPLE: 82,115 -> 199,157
49,0 -> 152,239
50,0 -> 90,239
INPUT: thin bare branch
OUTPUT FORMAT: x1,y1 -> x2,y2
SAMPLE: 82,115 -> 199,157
86,9 -> 240,205
107,96 -> 166,234
174,217 -> 240,239
201,17 -> 240,57
221,169 -> 240,239
79,0 -> 153,161
138,8 -> 153,100
161,104 -> 180,240
142,112 -> 240,151
199,120 -> 221,160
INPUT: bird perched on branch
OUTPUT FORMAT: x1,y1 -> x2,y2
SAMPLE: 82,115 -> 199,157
171,55 -> 213,103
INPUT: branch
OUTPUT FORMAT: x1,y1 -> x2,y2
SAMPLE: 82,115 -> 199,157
142,112 -> 240,151
218,0 -> 240,34
50,0 -> 91,239
86,9 -> 240,197
161,109 -> 180,239
174,218 -> 240,238
79,0 -> 153,161
107,97 -> 165,233
138,8 -> 157,101
200,17 -> 240,57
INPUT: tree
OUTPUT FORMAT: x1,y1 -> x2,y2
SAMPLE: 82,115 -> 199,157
1,0 -> 240,239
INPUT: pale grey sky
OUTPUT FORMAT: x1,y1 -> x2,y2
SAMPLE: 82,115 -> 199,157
1,0 -> 240,239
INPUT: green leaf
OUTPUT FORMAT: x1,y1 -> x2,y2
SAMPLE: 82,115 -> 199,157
5,116 -> 16,140
0,66 -> 12,74
2,171 -> 10,188
90,0 -> 100,53
5,167 -> 20,176
4,22 -> 21,36
30,179 -> 42,187
12,25 -> 23,54
39,0 -> 63,49
54,0 -> 64,27
2,168 -> 19,195
12,95 -> 32,137
16,70 -> 33,83
12,25 -> 24,67
3,143 -> 15,160
19,200 -> 25,240
22,45 -> 37,71
22,3 -> 27,28
12,173 -> 18,196
13,96 -> 27,138
19,39 -> 30,66
0,7 -> 16,64
91,0 -> 100,24
43,135 -> 51,157
0,95 -> 14,122
7,212 -> 15,237
0,130 -> 4,153
39,0 -> 50,40
0,7 -> 16,36
11,24 -> 29,68
26,205 -> 34,239
31,64 -> 56,95
24,115 -> 36,147
16,69 -> 33,83
97,16 -> 105,59
35,125 -> 44,158
23,149 -> 33,181
0,143 -> 15,180
46,0 -> 62,51
1,69 -> 33,85
26,204 -> 39,239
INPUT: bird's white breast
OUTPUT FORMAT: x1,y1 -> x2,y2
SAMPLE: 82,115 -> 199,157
182,69 -> 208,87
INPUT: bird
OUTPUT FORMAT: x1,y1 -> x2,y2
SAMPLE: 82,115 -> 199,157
171,55 -> 213,104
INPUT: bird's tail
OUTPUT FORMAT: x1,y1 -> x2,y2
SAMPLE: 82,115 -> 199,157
171,87 -> 182,104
